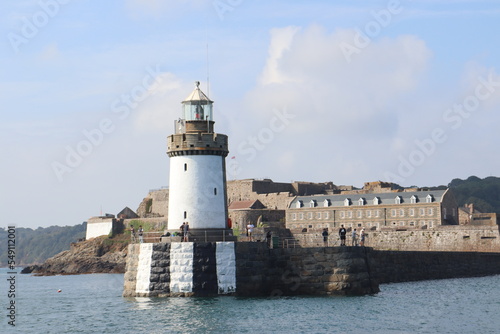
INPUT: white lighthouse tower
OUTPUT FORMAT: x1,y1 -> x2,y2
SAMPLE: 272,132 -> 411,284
167,82 -> 233,241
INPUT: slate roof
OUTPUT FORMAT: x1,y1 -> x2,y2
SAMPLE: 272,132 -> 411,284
289,189 -> 449,208
117,206 -> 139,219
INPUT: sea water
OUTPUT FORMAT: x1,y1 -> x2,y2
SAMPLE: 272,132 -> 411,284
1,268 -> 499,333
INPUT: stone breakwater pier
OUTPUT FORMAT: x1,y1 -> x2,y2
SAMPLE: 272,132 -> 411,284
123,242 -> 500,297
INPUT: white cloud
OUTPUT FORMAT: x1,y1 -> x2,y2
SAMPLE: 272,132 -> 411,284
260,26 -> 301,85
227,25 -> 436,186
132,72 -> 185,133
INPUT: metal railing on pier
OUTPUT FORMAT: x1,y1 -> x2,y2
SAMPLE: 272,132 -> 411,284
130,231 -> 162,243
130,230 -> 234,243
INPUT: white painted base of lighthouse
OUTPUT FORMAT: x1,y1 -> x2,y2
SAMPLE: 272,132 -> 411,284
167,155 -> 227,230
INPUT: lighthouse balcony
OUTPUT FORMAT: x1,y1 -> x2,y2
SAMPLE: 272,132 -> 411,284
167,133 -> 228,154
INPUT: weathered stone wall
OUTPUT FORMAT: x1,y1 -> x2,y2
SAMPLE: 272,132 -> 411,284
227,180 -> 295,210
123,241 -> 500,298
124,217 -> 167,232
289,225 -> 500,252
253,193 -> 295,210
252,180 -> 295,194
235,243 -> 377,296
136,189 -> 169,218
124,242 -> 237,297
123,242 -> 140,297
123,242 -> 377,297
151,189 -> 168,217
470,213 -> 498,226
367,225 -> 500,252
368,249 -> 500,284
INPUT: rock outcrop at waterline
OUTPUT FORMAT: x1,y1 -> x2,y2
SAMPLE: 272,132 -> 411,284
21,235 -> 128,275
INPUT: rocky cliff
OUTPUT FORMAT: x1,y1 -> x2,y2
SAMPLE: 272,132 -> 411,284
21,235 -> 128,275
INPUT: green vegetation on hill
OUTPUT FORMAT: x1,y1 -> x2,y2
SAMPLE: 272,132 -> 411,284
448,176 -> 500,213
0,223 -> 86,267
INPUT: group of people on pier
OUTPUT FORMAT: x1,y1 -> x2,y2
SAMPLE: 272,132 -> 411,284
130,225 -> 144,243
322,225 -> 365,247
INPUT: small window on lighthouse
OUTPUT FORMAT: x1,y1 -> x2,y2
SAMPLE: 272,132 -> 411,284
214,188 -> 217,195
184,163 -> 187,171
184,211 -> 187,219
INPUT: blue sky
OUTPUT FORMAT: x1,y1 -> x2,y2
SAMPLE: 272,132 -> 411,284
1,0 -> 500,228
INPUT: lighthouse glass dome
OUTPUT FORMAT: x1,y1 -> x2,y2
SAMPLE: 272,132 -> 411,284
182,82 -> 214,121
183,101 -> 213,121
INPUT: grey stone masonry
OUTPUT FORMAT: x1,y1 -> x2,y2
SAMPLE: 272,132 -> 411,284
123,241 -> 500,298
235,243 -> 377,296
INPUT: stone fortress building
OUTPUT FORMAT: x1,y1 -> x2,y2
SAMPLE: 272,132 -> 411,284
84,82 -> 498,254
117,178 -> 500,252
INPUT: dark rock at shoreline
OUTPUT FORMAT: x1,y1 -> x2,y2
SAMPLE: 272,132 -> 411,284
22,235 -> 128,276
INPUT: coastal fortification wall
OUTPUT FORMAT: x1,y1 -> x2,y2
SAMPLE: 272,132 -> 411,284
369,225 -> 500,252
123,217 -> 167,231
368,249 -> 500,284
136,189 -> 169,218
235,243 -> 377,296
123,241 -> 500,298
227,180 -> 295,210
290,225 -> 500,253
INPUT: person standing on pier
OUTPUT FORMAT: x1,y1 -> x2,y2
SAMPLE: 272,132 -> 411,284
183,222 -> 190,242
351,228 -> 358,246
322,228 -> 329,247
339,225 -> 347,246
138,225 -> 144,243
247,222 -> 254,242
130,225 -> 137,243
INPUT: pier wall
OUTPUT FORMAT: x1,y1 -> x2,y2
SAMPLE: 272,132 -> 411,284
123,242 -> 376,297
123,242 -> 500,298
368,249 -> 500,284
292,226 -> 500,253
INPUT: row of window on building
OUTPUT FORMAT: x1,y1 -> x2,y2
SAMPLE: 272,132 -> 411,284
295,194 -> 435,209
290,207 -> 436,221
289,220 -> 436,230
